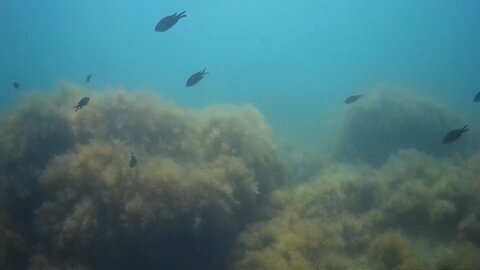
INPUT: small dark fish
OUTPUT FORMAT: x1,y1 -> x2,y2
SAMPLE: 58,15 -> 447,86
73,97 -> 90,112
474,92 -> 480,102
186,68 -> 208,87
344,94 -> 362,104
86,74 -> 92,83
12,81 -> 20,89
442,125 -> 468,144
155,11 -> 187,32
129,152 -> 137,168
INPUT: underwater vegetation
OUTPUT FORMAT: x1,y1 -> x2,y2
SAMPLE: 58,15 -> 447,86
334,88 -> 476,166
233,149 -> 480,270
0,83 -> 287,270
0,89 -> 78,269
1,83 -> 479,270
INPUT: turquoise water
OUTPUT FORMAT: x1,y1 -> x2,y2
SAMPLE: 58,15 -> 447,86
2,2 -> 480,269
2,0 -> 479,143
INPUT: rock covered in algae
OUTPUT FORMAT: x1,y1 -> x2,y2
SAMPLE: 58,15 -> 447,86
232,149 -> 480,270
0,83 -> 288,270
334,88 -> 474,166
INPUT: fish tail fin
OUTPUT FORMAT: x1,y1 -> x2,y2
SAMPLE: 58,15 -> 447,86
203,67 -> 208,74
178,11 -> 187,18
463,125 -> 469,132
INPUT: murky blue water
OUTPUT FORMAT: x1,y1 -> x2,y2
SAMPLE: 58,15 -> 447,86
2,0 -> 479,144
2,2 -> 480,269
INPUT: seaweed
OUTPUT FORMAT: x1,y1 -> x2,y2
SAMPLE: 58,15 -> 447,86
1,83 -> 480,270
334,89 -> 473,166
0,84 -> 289,269
369,232 -> 412,270
232,149 -> 480,270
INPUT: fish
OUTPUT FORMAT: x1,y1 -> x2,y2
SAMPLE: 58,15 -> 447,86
12,81 -> 20,89
344,94 -> 362,104
186,68 -> 208,87
129,152 -> 137,168
155,11 -> 187,32
73,97 -> 90,112
442,125 -> 468,144
86,74 -> 92,83
474,92 -> 480,102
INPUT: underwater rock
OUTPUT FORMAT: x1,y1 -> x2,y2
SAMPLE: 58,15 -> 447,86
2,83 -> 479,270
0,84 -> 287,270
436,243 -> 480,270
334,88 -> 472,166
0,91 -> 76,268
0,220 -> 29,270
430,199 -> 457,225
458,215 -> 480,247
232,148 -> 480,270
369,232 -> 413,270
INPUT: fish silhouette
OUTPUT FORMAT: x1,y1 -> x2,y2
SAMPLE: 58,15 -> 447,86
442,125 -> 468,144
74,97 -> 90,112
344,94 -> 362,104
12,81 -> 20,89
186,68 -> 208,87
155,11 -> 187,32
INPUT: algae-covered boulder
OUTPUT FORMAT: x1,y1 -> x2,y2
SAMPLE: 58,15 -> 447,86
335,89 -> 473,166
0,83 -> 288,270
232,149 -> 480,270
0,89 -> 76,269
233,164 -> 375,270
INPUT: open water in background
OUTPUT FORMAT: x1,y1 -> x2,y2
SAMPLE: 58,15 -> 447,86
1,0 -> 479,149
